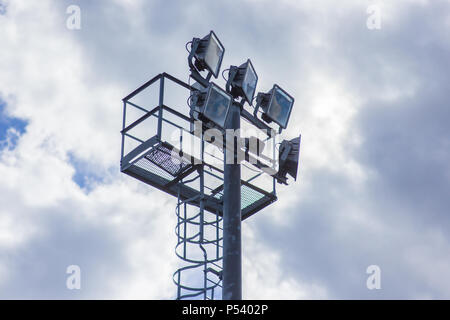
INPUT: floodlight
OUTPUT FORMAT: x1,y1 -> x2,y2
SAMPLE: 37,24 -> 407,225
256,85 -> 294,129
274,135 -> 301,185
227,59 -> 258,105
191,31 -> 225,78
190,82 -> 232,129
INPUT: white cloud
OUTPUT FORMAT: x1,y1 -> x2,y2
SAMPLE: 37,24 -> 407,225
0,0 -> 177,298
1,0 -> 449,300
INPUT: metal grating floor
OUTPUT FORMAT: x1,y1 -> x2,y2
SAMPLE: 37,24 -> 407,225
211,185 -> 265,212
241,184 -> 265,210
145,143 -> 191,177
134,155 -> 174,182
122,141 -> 276,220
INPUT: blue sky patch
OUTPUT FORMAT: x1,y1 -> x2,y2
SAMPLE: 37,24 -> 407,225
68,152 -> 106,191
0,100 -> 28,150
0,2 -> 7,15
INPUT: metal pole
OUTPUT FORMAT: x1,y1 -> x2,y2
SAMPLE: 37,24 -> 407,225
222,102 -> 242,300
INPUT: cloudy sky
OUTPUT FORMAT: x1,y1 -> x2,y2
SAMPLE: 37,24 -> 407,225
1,0 -> 449,299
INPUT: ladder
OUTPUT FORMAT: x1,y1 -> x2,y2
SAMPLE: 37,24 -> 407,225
173,167 -> 223,300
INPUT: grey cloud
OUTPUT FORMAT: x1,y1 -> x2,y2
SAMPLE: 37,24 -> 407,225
2,0 -> 450,299
250,0 -> 450,298
0,206 -> 130,299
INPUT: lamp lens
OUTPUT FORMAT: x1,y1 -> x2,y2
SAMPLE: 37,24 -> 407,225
267,87 -> 294,128
204,33 -> 224,77
203,85 -> 231,128
242,63 -> 257,104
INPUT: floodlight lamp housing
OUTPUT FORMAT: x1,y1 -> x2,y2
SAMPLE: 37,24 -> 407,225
189,82 -> 232,130
256,92 -> 271,112
274,135 -> 301,185
191,31 -> 225,78
228,59 -> 258,105
189,89 -> 207,120
257,84 -> 295,129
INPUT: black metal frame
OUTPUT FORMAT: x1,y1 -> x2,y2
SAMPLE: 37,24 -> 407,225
121,73 -> 277,220
227,59 -> 258,105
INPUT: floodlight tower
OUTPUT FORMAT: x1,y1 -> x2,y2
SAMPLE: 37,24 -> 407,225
188,32 -> 243,299
120,30 -> 301,300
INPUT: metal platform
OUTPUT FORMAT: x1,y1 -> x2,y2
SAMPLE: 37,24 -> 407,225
121,138 -> 276,220
120,73 -> 277,220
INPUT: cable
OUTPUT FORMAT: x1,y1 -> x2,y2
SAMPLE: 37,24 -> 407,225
275,142 -> 281,152
221,69 -> 230,82
251,95 -> 257,106
185,41 -> 192,53
187,93 -> 194,107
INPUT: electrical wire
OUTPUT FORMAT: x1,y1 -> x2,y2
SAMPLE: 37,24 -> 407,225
221,69 -> 230,82
185,41 -> 192,53
186,94 -> 194,107
251,95 -> 257,107
275,142 -> 281,152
